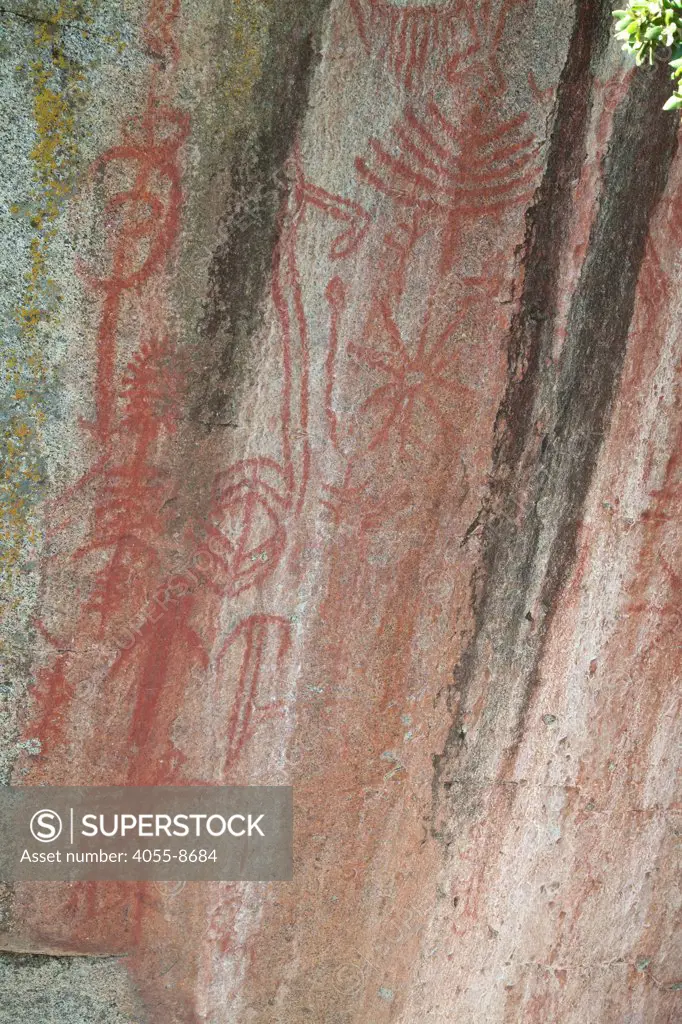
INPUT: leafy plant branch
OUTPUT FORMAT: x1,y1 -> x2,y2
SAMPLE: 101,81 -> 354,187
613,0 -> 682,109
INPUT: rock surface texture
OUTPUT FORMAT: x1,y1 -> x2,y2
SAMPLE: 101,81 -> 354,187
1,1 -> 681,1021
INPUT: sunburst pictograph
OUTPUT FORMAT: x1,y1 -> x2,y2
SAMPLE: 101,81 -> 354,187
346,296 -> 473,458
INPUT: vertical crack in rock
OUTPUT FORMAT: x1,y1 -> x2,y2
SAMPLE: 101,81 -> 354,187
433,1 -> 678,837
192,0 -> 332,427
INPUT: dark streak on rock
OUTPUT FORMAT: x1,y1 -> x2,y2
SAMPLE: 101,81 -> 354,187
191,1 -> 332,427
432,1 -> 678,839
0,8 -> 70,27
0,951 -> 123,963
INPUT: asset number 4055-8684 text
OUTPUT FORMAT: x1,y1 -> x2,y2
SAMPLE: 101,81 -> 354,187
132,849 -> 217,863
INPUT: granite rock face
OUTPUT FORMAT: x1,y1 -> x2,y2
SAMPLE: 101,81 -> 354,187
1,1 -> 680,1021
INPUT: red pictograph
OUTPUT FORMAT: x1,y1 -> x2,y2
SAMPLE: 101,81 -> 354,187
30,656 -> 76,761
216,614 -> 292,776
318,220 -> 482,536
143,0 -> 181,63
321,189 -> 491,477
200,459 -> 290,598
187,163 -> 334,595
352,0 -> 542,282
271,204 -> 311,516
350,0 -> 529,91
350,0 -> 477,91
324,276 -> 346,453
229,147 -> 373,537
347,295 -> 470,458
77,94 -> 189,443
131,614 -> 209,773
20,0 -> 221,803
35,0 -> 191,652
626,553 -> 682,640
73,333 -> 181,620
320,470 -> 414,533
312,0 -> 541,523
291,152 -> 371,259
356,100 -> 540,220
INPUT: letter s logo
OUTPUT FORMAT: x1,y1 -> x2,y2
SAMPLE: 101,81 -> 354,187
30,809 -> 63,843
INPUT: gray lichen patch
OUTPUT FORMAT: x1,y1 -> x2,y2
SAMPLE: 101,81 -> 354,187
0,951 -> 145,1023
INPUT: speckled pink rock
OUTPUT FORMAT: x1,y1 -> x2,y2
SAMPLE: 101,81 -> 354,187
1,1 -> 680,1022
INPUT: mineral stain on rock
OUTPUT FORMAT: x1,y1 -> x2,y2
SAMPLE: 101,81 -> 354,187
433,0 -> 680,832
193,0 -> 333,427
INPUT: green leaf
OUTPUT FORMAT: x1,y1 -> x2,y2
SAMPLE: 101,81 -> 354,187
662,92 -> 682,108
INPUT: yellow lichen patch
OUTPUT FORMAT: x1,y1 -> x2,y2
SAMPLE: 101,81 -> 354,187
1,3 -> 87,638
221,0 -> 272,131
